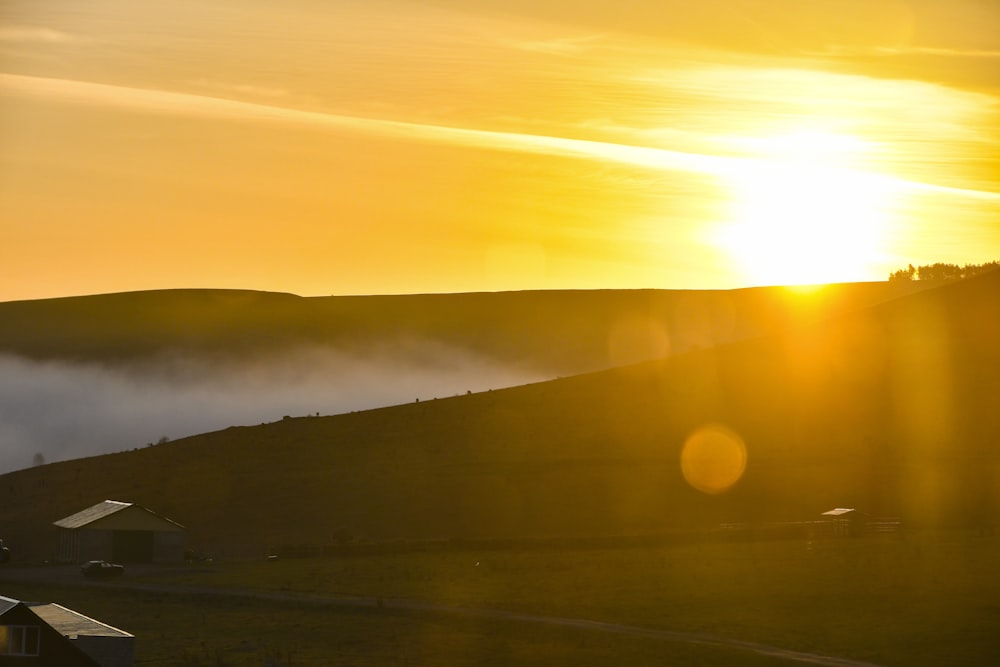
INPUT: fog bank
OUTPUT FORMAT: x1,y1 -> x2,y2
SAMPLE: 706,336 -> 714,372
0,346 -> 542,474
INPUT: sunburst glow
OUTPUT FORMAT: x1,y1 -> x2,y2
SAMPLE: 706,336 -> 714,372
1,1 -> 998,300
715,131 -> 896,286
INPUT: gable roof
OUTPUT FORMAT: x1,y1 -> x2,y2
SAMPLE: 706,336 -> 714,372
54,500 -> 185,531
54,500 -> 132,529
821,508 -> 857,517
0,596 -> 121,667
29,603 -> 133,639
0,594 -> 20,616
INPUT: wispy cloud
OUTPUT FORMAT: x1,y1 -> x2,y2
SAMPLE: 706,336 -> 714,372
0,26 -> 82,44
510,34 -> 607,57
817,44 -> 1000,59
1,72 -> 996,203
0,72 -> 731,173
188,78 -> 290,99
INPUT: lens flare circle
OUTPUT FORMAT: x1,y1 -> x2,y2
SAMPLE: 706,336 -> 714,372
681,424 -> 747,494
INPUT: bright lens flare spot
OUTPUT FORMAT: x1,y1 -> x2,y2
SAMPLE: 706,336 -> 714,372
681,424 -> 747,495
716,130 -> 895,286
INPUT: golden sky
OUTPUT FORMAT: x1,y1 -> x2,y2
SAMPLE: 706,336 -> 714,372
2,0 -> 998,300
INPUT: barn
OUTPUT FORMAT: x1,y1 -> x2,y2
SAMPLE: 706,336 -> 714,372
2,594 -> 134,666
53,500 -> 186,564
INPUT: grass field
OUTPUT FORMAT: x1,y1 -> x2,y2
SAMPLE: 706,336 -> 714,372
4,530 -> 997,665
2,580 -> 795,667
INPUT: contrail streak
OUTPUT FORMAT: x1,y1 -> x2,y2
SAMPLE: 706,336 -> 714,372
2,72 -> 997,201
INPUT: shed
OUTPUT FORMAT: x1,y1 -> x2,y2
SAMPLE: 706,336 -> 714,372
54,500 -> 186,563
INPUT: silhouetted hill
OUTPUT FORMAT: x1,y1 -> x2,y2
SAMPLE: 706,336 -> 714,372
0,283 -> 932,375
0,283 -> 940,477
2,276 -> 996,560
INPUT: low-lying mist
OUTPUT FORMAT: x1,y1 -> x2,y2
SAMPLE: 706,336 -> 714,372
0,344 -> 543,474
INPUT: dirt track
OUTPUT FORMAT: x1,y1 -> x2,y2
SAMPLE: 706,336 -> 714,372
1,565 -> 883,667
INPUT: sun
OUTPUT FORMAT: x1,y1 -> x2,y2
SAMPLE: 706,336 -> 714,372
714,130 -> 896,286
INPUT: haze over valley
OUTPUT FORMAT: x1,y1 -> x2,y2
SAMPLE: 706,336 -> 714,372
0,282 -> 931,474
0,346 -> 538,475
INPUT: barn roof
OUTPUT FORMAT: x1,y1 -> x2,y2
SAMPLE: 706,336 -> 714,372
29,602 -> 133,639
53,500 -> 185,531
821,508 -> 857,517
53,500 -> 131,529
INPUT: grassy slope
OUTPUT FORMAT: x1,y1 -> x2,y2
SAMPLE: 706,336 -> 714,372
1,274 -> 998,560
0,577 -> 795,667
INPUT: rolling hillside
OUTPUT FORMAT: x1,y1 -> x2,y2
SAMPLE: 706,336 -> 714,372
0,282 -> 932,375
1,283 -> 939,475
2,275 -> 997,560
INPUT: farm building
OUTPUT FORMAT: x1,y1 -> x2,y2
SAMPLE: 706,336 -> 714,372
821,507 -> 864,536
1,594 -> 134,666
31,601 -> 134,667
53,500 -> 186,564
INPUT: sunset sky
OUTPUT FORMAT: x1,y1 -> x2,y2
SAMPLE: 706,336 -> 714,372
2,0 -> 999,301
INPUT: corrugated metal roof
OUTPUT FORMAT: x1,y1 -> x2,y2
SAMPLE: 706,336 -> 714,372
53,500 -> 186,531
53,500 -> 132,529
29,603 -> 133,638
821,508 -> 856,516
